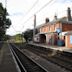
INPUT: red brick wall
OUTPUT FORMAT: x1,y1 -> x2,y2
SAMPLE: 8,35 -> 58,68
40,22 -> 62,33
40,25 -> 50,33
50,24 -> 55,32
40,22 -> 72,34
62,24 -> 72,32
55,22 -> 62,30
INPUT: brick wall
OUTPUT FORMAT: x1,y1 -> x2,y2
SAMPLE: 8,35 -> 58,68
40,22 -> 72,34
62,24 -> 72,32
55,22 -> 62,31
40,22 -> 62,33
50,24 -> 55,32
40,25 -> 50,33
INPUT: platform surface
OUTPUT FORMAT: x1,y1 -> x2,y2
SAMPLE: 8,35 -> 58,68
29,42 -> 72,53
0,43 -> 18,72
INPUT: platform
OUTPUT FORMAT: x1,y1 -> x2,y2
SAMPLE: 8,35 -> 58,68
29,42 -> 72,53
0,43 -> 19,72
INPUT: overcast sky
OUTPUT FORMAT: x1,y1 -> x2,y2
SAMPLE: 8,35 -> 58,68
0,0 -> 72,36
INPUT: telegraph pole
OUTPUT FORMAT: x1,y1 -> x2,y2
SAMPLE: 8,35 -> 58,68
33,14 -> 36,42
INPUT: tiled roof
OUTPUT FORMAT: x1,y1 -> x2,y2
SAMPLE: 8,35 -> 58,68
36,17 -> 72,29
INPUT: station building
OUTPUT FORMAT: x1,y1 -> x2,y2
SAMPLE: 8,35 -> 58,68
35,7 -> 72,48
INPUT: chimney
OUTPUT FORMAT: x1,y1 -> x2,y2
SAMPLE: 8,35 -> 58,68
45,18 -> 49,23
67,7 -> 72,21
54,14 -> 57,20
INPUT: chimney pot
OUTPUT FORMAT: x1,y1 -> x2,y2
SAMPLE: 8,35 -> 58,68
67,7 -> 72,21
45,18 -> 49,23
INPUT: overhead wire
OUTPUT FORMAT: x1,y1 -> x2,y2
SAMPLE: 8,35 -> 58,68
21,0 -> 55,30
4,0 -> 19,33
35,0 -> 55,14
24,0 -> 72,23
19,0 -> 39,24
11,25 -> 20,33
22,0 -> 72,27
4,0 -> 39,33
24,0 -> 39,16
9,0 -> 39,32
6,0 -> 72,34
6,0 -> 55,33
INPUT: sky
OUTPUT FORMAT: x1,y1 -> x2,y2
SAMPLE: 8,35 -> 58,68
0,0 -> 72,36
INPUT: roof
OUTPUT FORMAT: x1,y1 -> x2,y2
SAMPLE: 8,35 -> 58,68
36,17 -> 72,29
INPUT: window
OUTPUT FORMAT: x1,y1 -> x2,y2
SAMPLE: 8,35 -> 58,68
55,28 -> 62,33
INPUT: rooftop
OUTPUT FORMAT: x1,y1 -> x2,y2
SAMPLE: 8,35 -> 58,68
36,17 -> 72,29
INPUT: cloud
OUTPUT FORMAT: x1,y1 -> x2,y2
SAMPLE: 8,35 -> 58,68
56,0 -> 72,3
9,12 -> 24,16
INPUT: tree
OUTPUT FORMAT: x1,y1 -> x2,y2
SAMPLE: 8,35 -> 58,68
0,3 -> 11,40
23,29 -> 33,42
23,28 -> 39,42
5,18 -> 11,28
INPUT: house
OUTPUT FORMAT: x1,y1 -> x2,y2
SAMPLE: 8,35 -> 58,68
35,7 -> 72,48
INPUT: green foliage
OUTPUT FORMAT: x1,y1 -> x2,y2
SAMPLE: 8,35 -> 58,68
0,3 -> 11,41
0,3 -> 4,14
23,29 -> 38,42
14,34 -> 25,43
3,35 -> 10,41
5,18 -> 11,28
23,29 -> 33,42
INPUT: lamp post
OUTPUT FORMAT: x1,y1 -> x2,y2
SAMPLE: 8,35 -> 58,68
33,14 -> 36,42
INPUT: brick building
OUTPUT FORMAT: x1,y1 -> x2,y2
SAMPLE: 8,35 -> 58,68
35,7 -> 72,48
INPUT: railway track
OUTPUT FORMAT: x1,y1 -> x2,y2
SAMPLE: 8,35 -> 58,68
10,43 -> 47,72
19,44 -> 72,72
